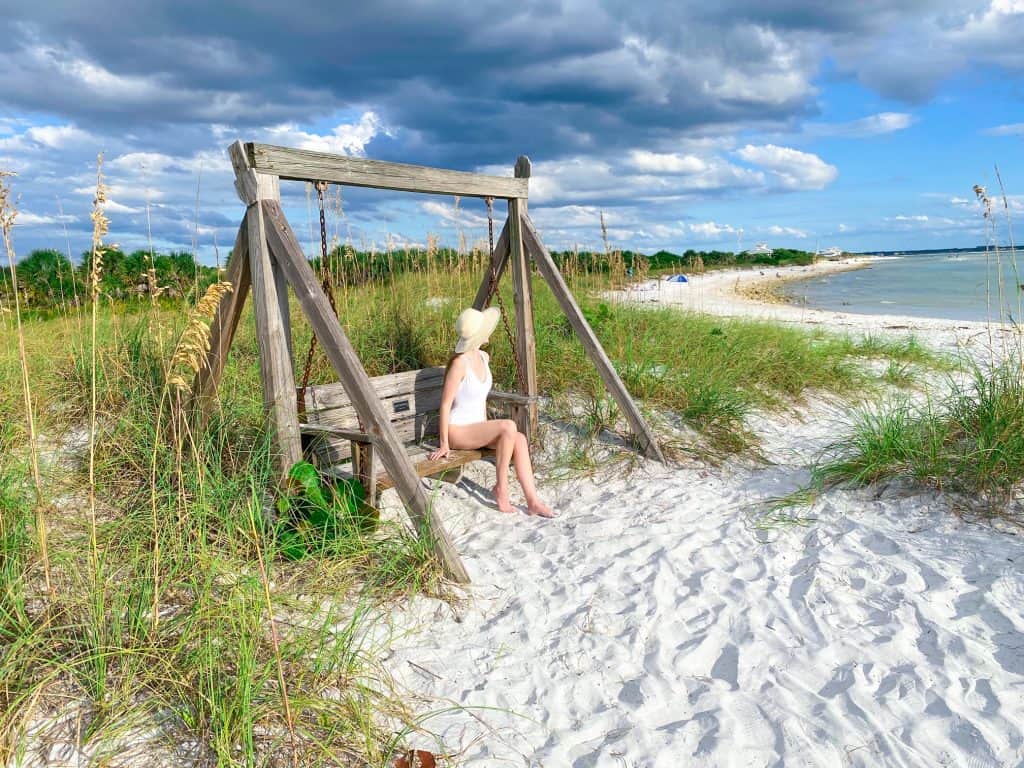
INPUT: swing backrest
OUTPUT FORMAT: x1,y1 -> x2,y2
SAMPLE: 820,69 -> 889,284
300,367 -> 448,465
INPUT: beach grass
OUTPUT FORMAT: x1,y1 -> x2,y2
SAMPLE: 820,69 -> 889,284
808,358 -> 1024,520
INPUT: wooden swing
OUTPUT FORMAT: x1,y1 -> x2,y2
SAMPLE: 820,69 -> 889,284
297,190 -> 535,507
193,141 -> 665,584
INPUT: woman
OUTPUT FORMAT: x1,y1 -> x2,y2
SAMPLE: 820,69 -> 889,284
429,307 -> 555,518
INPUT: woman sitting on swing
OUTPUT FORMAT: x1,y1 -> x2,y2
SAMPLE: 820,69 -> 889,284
429,307 -> 555,518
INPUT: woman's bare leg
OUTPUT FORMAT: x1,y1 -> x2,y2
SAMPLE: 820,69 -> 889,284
449,420 -> 517,512
450,420 -> 555,517
511,432 -> 554,517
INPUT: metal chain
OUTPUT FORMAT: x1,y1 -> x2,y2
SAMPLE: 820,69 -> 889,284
484,197 -> 525,392
300,182 -> 338,396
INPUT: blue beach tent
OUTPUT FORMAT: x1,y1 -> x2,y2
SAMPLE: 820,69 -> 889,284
665,274 -> 688,283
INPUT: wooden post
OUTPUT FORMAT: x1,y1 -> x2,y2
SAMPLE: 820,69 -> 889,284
261,199 -> 470,584
352,441 -> 378,507
192,216 -> 252,423
229,141 -> 303,480
521,214 -> 666,463
509,156 -> 538,440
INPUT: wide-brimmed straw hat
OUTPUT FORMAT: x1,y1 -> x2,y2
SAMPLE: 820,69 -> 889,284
454,307 -> 500,353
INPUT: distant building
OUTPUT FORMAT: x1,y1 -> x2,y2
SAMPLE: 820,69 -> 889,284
745,242 -> 772,257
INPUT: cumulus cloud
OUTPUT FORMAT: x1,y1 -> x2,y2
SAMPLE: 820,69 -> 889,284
627,151 -> 707,174
767,225 -> 809,238
689,221 -> 739,239
809,112 -> 916,138
264,112 -> 389,156
735,144 -> 838,189
984,122 -> 1024,136
0,123 -> 93,153
11,211 -> 76,227
420,200 -> 489,229
882,213 -> 983,234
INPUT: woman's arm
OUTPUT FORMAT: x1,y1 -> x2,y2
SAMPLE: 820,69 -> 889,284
430,356 -> 465,460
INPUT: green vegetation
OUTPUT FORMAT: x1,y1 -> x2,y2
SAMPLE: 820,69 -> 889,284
645,246 -> 819,271
809,360 -> 1024,518
1,247 -> 219,312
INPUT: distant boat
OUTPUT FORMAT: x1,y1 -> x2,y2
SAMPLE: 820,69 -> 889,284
745,242 -> 773,257
815,246 -> 844,260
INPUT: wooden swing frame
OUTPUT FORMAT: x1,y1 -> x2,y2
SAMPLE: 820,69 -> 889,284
194,140 -> 665,583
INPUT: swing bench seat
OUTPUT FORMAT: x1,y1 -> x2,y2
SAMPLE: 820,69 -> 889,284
298,366 -> 535,506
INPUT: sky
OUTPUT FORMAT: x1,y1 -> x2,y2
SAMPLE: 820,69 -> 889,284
1,0 -> 1023,263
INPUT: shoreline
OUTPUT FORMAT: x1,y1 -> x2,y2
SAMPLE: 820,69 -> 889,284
731,257 -> 873,305
617,257 -> 1016,357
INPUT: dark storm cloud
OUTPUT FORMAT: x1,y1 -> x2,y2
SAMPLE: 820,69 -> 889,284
0,0 -> 824,166
3,0 -> 1013,165
1,1 -> 1021,258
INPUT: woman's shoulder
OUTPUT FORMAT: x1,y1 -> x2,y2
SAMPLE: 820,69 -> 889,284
447,354 -> 468,376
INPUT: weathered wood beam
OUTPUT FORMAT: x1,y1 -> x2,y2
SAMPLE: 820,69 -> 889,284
191,216 -> 252,423
248,143 -> 528,200
521,214 -> 666,463
230,140 -> 303,480
261,199 -> 470,584
508,197 -> 539,440
471,219 -> 510,311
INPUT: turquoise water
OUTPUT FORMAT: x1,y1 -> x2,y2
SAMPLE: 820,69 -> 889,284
780,251 -> 1024,323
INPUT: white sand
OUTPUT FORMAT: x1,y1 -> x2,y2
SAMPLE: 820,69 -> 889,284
384,264 -> 1024,766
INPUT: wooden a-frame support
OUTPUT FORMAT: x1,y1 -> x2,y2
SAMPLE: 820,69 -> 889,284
194,140 -> 665,585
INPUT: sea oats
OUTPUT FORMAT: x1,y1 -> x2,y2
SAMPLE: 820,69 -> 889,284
167,280 -> 233,393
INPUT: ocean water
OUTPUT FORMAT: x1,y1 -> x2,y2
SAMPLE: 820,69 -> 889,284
779,251 -> 1024,323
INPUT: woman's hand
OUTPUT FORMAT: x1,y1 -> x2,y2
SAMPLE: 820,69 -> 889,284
429,442 -> 450,461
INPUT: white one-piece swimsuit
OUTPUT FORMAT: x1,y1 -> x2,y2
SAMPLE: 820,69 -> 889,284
449,351 -> 492,426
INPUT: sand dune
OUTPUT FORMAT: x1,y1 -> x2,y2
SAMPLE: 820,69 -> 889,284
383,270 -> 1024,766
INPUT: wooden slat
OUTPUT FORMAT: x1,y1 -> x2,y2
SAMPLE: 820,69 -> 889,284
314,384 -> 444,421
472,219 -> 511,310
248,143 -> 528,200
306,367 -> 446,408
487,390 -> 538,406
192,216 -> 252,423
306,411 -> 442,464
262,198 -> 470,584
508,198 -> 539,440
522,214 -> 666,463
299,424 -> 375,443
377,450 -> 484,492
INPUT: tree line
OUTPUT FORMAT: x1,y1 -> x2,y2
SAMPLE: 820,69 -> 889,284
2,243 -> 819,310
1,248 -> 221,308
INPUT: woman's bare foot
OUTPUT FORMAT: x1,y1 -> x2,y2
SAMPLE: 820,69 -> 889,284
493,482 -> 514,513
527,498 -> 555,518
